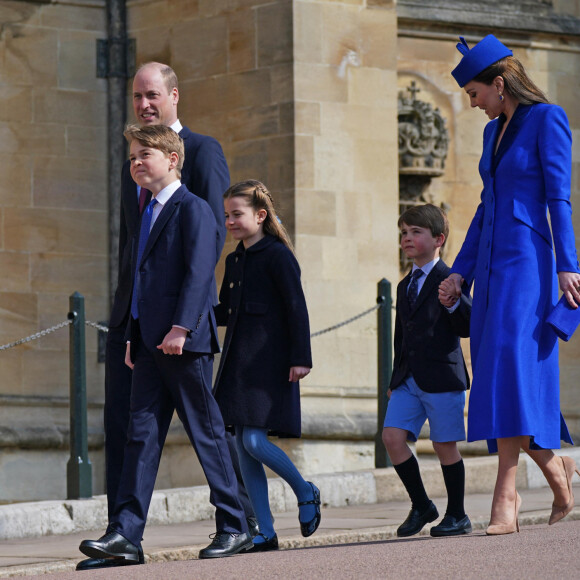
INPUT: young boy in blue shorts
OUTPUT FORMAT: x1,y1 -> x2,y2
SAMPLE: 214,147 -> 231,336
382,204 -> 472,537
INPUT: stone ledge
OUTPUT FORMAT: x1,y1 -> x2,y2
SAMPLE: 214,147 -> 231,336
0,447 -> 577,541
398,0 -> 580,35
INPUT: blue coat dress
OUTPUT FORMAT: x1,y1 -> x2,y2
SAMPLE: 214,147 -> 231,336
452,103 -> 580,453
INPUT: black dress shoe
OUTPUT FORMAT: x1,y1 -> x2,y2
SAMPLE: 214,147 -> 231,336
298,481 -> 321,538
198,531 -> 254,559
430,514 -> 472,537
247,516 -> 260,538
251,533 -> 279,553
397,501 -> 439,537
79,531 -> 140,562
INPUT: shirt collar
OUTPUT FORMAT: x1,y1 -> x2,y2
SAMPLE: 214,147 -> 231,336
170,119 -> 183,134
154,180 -> 181,207
412,257 -> 439,277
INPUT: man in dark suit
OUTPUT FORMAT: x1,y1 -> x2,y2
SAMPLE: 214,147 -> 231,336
382,204 -> 473,539
78,63 -> 253,570
79,125 -> 252,564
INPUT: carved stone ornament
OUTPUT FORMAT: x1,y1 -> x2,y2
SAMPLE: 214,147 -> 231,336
398,81 -> 449,177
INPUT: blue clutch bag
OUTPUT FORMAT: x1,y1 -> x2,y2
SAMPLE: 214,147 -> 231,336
546,294 -> 580,342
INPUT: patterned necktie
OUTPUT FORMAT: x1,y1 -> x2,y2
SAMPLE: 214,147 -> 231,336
407,268 -> 424,308
131,198 -> 158,319
138,187 -> 150,215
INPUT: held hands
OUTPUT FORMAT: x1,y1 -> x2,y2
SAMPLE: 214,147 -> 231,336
157,326 -> 187,355
439,273 -> 463,308
558,271 -> 580,308
289,366 -> 311,382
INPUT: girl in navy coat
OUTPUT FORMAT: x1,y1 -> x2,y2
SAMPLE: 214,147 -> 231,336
444,35 -> 580,535
213,180 -> 321,551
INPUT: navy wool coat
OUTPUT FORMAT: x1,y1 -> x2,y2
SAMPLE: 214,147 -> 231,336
213,235 -> 312,438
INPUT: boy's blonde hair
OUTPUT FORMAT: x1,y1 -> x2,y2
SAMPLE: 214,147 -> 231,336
124,124 -> 184,178
223,180 -> 293,251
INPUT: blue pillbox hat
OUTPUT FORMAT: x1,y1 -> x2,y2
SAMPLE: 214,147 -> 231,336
451,35 -> 513,87
547,294 -> 580,342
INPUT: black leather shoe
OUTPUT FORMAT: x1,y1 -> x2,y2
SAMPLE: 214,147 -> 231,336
298,481 -> 321,537
247,516 -> 260,538
198,531 -> 254,559
76,545 -> 145,570
430,514 -> 472,537
251,533 -> 279,552
79,531 -> 139,562
397,501 -> 439,537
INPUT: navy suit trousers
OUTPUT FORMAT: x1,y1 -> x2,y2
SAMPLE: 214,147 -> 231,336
110,336 -> 247,545
104,322 -> 133,520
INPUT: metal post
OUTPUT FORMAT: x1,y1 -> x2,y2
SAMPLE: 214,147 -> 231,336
67,292 -> 93,499
375,278 -> 393,468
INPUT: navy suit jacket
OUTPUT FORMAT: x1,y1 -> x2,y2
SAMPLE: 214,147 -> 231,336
127,185 -> 220,359
109,126 -> 229,328
389,259 -> 471,394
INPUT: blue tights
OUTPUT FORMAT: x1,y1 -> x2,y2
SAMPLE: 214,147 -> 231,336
234,426 -> 316,543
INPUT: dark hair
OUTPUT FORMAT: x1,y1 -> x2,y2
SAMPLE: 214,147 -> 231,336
124,124 -> 184,177
473,56 -> 548,105
223,180 -> 293,251
398,204 -> 449,247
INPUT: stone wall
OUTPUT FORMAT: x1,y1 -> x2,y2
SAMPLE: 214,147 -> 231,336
0,0 -> 108,500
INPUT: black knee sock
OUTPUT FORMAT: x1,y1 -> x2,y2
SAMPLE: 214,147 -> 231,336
394,455 -> 430,511
441,459 -> 466,519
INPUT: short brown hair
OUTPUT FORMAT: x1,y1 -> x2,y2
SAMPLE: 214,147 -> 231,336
398,204 -> 449,246
124,124 -> 184,177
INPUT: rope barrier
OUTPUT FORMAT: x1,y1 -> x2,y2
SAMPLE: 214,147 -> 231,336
0,320 -> 72,351
310,303 -> 382,338
0,303 -> 387,351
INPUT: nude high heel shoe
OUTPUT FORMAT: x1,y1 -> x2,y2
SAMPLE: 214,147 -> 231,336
549,456 -> 580,525
486,492 -> 521,535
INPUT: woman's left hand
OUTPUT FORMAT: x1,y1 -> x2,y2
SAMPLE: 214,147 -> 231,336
289,366 -> 311,382
558,271 -> 580,308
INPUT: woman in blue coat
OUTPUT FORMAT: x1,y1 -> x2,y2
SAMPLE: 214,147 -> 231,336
443,35 -> 580,534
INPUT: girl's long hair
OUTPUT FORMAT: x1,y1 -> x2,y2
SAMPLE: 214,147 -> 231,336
473,56 -> 549,105
224,180 -> 294,251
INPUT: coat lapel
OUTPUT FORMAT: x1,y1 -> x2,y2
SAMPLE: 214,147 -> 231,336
140,187 -> 183,265
493,104 -> 533,172
399,271 -> 412,316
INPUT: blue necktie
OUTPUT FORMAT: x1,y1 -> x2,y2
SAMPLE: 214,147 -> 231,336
407,268 -> 423,308
131,198 -> 157,319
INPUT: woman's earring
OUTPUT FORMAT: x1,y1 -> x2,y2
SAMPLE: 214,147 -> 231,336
499,92 -> 504,101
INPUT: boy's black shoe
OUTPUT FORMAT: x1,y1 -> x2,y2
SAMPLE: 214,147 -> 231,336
430,514 -> 472,537
397,501 -> 439,537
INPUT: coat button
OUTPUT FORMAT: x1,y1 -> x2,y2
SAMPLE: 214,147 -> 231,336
229,282 -> 234,288
228,308 -> 232,314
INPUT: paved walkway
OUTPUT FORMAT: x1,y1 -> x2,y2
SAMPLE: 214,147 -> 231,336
0,452 -> 579,577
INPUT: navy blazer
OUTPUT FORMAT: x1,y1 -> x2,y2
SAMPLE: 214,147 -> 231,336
127,185 -> 220,359
389,260 -> 471,394
109,126 -> 229,328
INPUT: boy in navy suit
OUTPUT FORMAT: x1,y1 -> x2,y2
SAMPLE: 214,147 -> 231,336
382,204 -> 472,538
79,125 -> 252,563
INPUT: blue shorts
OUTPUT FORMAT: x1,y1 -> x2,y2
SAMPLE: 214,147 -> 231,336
383,375 -> 466,443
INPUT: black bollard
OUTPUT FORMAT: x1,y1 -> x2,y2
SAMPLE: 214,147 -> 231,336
375,279 -> 393,468
67,292 -> 93,499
